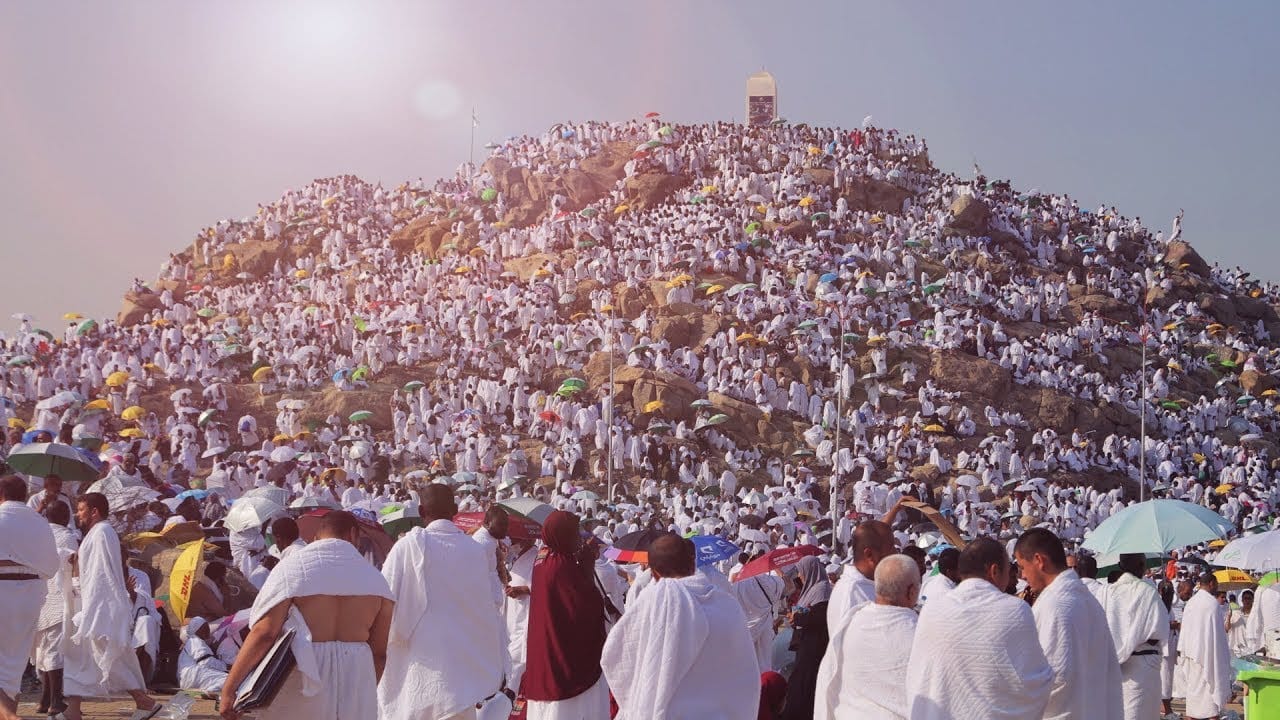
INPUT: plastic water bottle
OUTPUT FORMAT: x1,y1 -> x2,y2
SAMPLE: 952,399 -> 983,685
157,692 -> 195,719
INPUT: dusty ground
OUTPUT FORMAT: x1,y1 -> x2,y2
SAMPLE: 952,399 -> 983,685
15,692 -> 218,719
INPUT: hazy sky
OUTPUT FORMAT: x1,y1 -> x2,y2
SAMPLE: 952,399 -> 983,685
2,1 -> 1277,327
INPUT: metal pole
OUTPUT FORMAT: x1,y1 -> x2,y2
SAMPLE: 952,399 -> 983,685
1139,338 -> 1147,502
469,107 -> 475,168
832,311 -> 844,550
607,318 -> 614,502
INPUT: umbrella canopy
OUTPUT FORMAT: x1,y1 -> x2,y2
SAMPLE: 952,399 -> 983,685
691,535 -> 741,567
1213,568 -> 1257,592
452,511 -> 541,541
6,443 -> 101,484
105,371 -> 130,387
349,410 -> 374,423
497,497 -> 554,525
269,446 -> 297,463
1214,531 -> 1280,571
736,545 -> 822,581
1081,500 -> 1234,555
296,508 -> 394,567
380,506 -> 424,539
289,496 -> 340,510
224,496 -> 286,533
120,405 -> 147,421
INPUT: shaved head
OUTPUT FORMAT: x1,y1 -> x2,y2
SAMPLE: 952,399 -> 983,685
852,520 -> 897,574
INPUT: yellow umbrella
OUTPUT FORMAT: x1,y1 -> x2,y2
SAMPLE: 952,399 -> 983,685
867,335 -> 887,346
121,406 -> 146,421
644,400 -> 666,414
63,312 -> 84,320
1208,539 -> 1227,549
600,304 -> 614,313
321,195 -> 339,208
806,145 -> 821,156
869,215 -> 885,224
1162,322 -> 1180,331
7,418 -> 26,430
1250,287 -> 1263,298
857,270 -> 875,279
222,253 -> 236,270
736,333 -> 757,343
1213,568 -> 1256,591
534,268 -> 552,278
271,433 -> 291,443
469,247 -> 485,258
293,431 -> 313,440
1214,483 -> 1234,495
1192,452 -> 1206,463
1166,361 -> 1182,372
1207,323 -> 1224,334
665,274 -> 694,288
454,266 -> 471,274
118,428 -> 145,439
151,318 -> 171,327
701,184 -> 718,194
294,269 -> 309,279
570,312 -> 588,321
1262,389 -> 1279,398
105,371 -> 130,387
706,284 -> 725,296
613,204 -> 629,215
756,204 -> 768,215
923,424 -> 946,433
252,366 -> 273,382
169,540 -> 206,622
798,196 -> 815,207
84,399 -> 110,411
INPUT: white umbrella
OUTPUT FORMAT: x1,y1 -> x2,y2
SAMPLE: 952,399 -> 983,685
170,389 -> 193,402
571,490 -> 599,501
269,446 -> 298,463
955,474 -> 981,488
290,496 -> 339,510
35,391 -> 80,410
348,442 -> 370,460
225,496 -> 286,533
1214,531 -> 1280,570
766,516 -> 794,527
738,528 -> 770,543
106,485 -> 159,513
201,446 -> 228,459
11,312 -> 31,322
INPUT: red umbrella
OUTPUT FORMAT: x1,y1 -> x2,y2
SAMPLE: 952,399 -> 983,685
296,508 -> 394,566
735,544 -> 822,581
538,410 -> 561,423
453,511 -> 542,541
644,111 -> 661,118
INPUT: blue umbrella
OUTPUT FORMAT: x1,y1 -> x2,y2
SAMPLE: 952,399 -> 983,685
818,272 -> 839,284
332,369 -> 348,383
691,535 -> 741,567
927,543 -> 955,557
1082,499 -> 1234,555
175,488 -> 210,502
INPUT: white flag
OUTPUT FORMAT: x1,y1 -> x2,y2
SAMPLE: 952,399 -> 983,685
472,110 -> 479,128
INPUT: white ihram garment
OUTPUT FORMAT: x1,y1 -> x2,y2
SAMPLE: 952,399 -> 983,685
815,601 -> 916,720
905,578 -> 1052,720
0,500 -> 58,694
1177,589 -> 1234,719
603,574 -> 760,720
1030,570 -> 1122,719
734,573 -> 786,672
1102,573 -> 1168,720
64,521 -> 146,698
248,537 -> 393,720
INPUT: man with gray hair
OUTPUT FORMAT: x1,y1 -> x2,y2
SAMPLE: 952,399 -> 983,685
815,553 -> 922,719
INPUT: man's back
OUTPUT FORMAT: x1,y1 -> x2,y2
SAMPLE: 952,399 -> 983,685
604,574 -> 760,719
379,520 -> 504,720
906,578 -> 1052,720
1031,570 -> 1122,719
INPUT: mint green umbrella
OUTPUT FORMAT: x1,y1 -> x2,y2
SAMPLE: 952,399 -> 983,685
1082,500 -> 1234,555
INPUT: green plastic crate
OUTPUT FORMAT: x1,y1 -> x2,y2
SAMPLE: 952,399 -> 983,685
1239,667 -> 1280,720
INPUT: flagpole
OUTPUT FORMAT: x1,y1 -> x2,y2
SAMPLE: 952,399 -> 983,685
1140,336 -> 1147,503
469,107 -> 475,167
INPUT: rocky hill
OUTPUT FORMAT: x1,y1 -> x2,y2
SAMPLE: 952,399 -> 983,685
95,118 -> 1280,499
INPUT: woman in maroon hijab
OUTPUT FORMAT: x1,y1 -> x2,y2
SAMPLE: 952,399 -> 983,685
521,510 -> 610,719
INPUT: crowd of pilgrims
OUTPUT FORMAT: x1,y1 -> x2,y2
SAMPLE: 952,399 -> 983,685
3,116 -> 1280,718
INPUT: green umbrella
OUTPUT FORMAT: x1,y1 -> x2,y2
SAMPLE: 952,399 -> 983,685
403,380 -> 426,393
1081,499 -> 1234,555
480,188 -> 498,202
579,207 -> 598,218
796,320 -> 818,330
923,283 -> 945,295
1161,401 -> 1181,410
380,506 -> 423,539
577,239 -> 597,249
647,421 -> 673,433
689,194 -> 705,204
196,308 -> 216,319
706,413 -> 729,425
351,366 -> 369,381
33,329 -> 54,341
842,333 -> 862,343
348,410 -> 374,423
743,221 -> 761,234
657,125 -> 673,136
904,239 -> 923,248
6,356 -> 32,367
561,378 -> 587,390
810,211 -> 830,222
198,409 -> 217,427
1260,571 -> 1280,587
726,283 -> 757,297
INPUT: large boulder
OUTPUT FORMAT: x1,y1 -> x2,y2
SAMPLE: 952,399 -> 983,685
1065,293 -> 1138,325
1198,294 -> 1239,326
623,173 -> 688,210
1163,241 -> 1211,277
118,291 -> 164,326
1239,369 -> 1278,396
652,315 -> 693,347
930,351 -> 1011,402
226,239 -> 287,276
631,371 -> 700,419
947,194 -> 989,233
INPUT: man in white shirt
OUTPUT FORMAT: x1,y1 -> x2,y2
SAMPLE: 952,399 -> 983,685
1246,580 -> 1280,656
1014,528 -> 1122,719
918,547 -> 958,607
